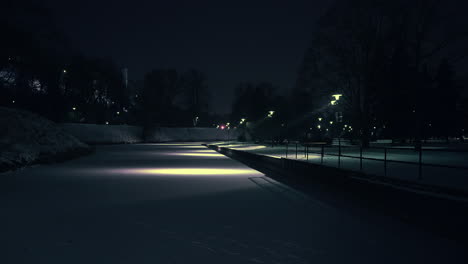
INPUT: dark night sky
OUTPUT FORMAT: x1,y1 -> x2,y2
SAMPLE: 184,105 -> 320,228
42,0 -> 332,114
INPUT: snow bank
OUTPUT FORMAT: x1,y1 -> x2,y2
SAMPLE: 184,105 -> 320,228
60,123 -> 144,144
0,107 -> 91,172
59,124 -> 239,144
145,127 -> 239,142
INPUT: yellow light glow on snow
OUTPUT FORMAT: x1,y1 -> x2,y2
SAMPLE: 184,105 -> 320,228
173,153 -> 225,157
127,168 -> 260,175
192,149 -> 218,153
154,143 -> 202,146
232,145 -> 267,150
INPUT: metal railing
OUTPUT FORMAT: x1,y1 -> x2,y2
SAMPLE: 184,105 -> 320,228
280,142 -> 468,181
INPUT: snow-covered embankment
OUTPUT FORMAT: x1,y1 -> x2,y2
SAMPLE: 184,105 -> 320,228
60,123 -> 143,144
0,107 -> 91,172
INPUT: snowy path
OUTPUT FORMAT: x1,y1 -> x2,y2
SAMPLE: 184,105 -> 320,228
1,143 -> 466,263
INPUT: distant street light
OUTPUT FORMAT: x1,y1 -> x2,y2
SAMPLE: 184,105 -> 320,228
72,107 -> 76,111
332,94 -> 343,100
267,110 -> 275,118
330,94 -> 343,106
318,117 -> 322,121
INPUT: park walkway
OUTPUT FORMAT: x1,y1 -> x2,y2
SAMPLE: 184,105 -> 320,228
1,143 -> 466,263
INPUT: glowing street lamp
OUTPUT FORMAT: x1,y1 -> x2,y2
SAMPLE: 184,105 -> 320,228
267,110 -> 275,118
318,117 -> 322,121
72,107 -> 76,111
332,94 -> 342,100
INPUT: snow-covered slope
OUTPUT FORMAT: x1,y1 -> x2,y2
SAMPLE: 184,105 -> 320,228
0,107 -> 91,172
60,123 -> 143,144
145,127 -> 239,142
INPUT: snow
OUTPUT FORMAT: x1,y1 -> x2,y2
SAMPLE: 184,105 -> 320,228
1,143 -> 466,263
0,107 -> 90,172
60,123 -> 143,144
145,127 -> 239,142
60,125 -> 239,144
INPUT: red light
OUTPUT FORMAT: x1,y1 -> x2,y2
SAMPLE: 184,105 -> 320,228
220,125 -> 225,130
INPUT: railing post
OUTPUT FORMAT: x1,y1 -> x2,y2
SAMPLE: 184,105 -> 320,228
321,145 -> 324,164
306,146 -> 309,161
384,148 -> 387,177
295,143 -> 298,159
338,140 -> 341,168
360,146 -> 363,171
418,147 -> 423,180
285,143 -> 288,158
304,145 -> 306,158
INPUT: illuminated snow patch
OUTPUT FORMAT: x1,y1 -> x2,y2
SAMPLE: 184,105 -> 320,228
172,153 -> 225,157
232,145 -> 267,150
121,168 -> 262,175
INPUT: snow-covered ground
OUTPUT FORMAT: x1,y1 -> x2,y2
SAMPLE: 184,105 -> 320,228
0,107 -> 90,172
211,142 -> 468,192
1,143 -> 466,263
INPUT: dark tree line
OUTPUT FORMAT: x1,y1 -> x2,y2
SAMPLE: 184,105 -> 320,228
140,68 -> 211,128
293,0 -> 468,146
230,0 -> 468,145
1,0 -> 212,127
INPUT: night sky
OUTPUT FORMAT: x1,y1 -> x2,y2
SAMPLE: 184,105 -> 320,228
43,0 -> 332,113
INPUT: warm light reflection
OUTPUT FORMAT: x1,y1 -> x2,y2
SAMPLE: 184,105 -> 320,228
153,143 -> 203,146
153,145 -> 206,149
179,146 -> 207,148
123,168 -> 261,175
299,155 -> 321,159
267,155 -> 282,159
232,145 -> 267,150
192,149 -> 218,153
173,153 -> 225,157
221,144 -> 247,148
